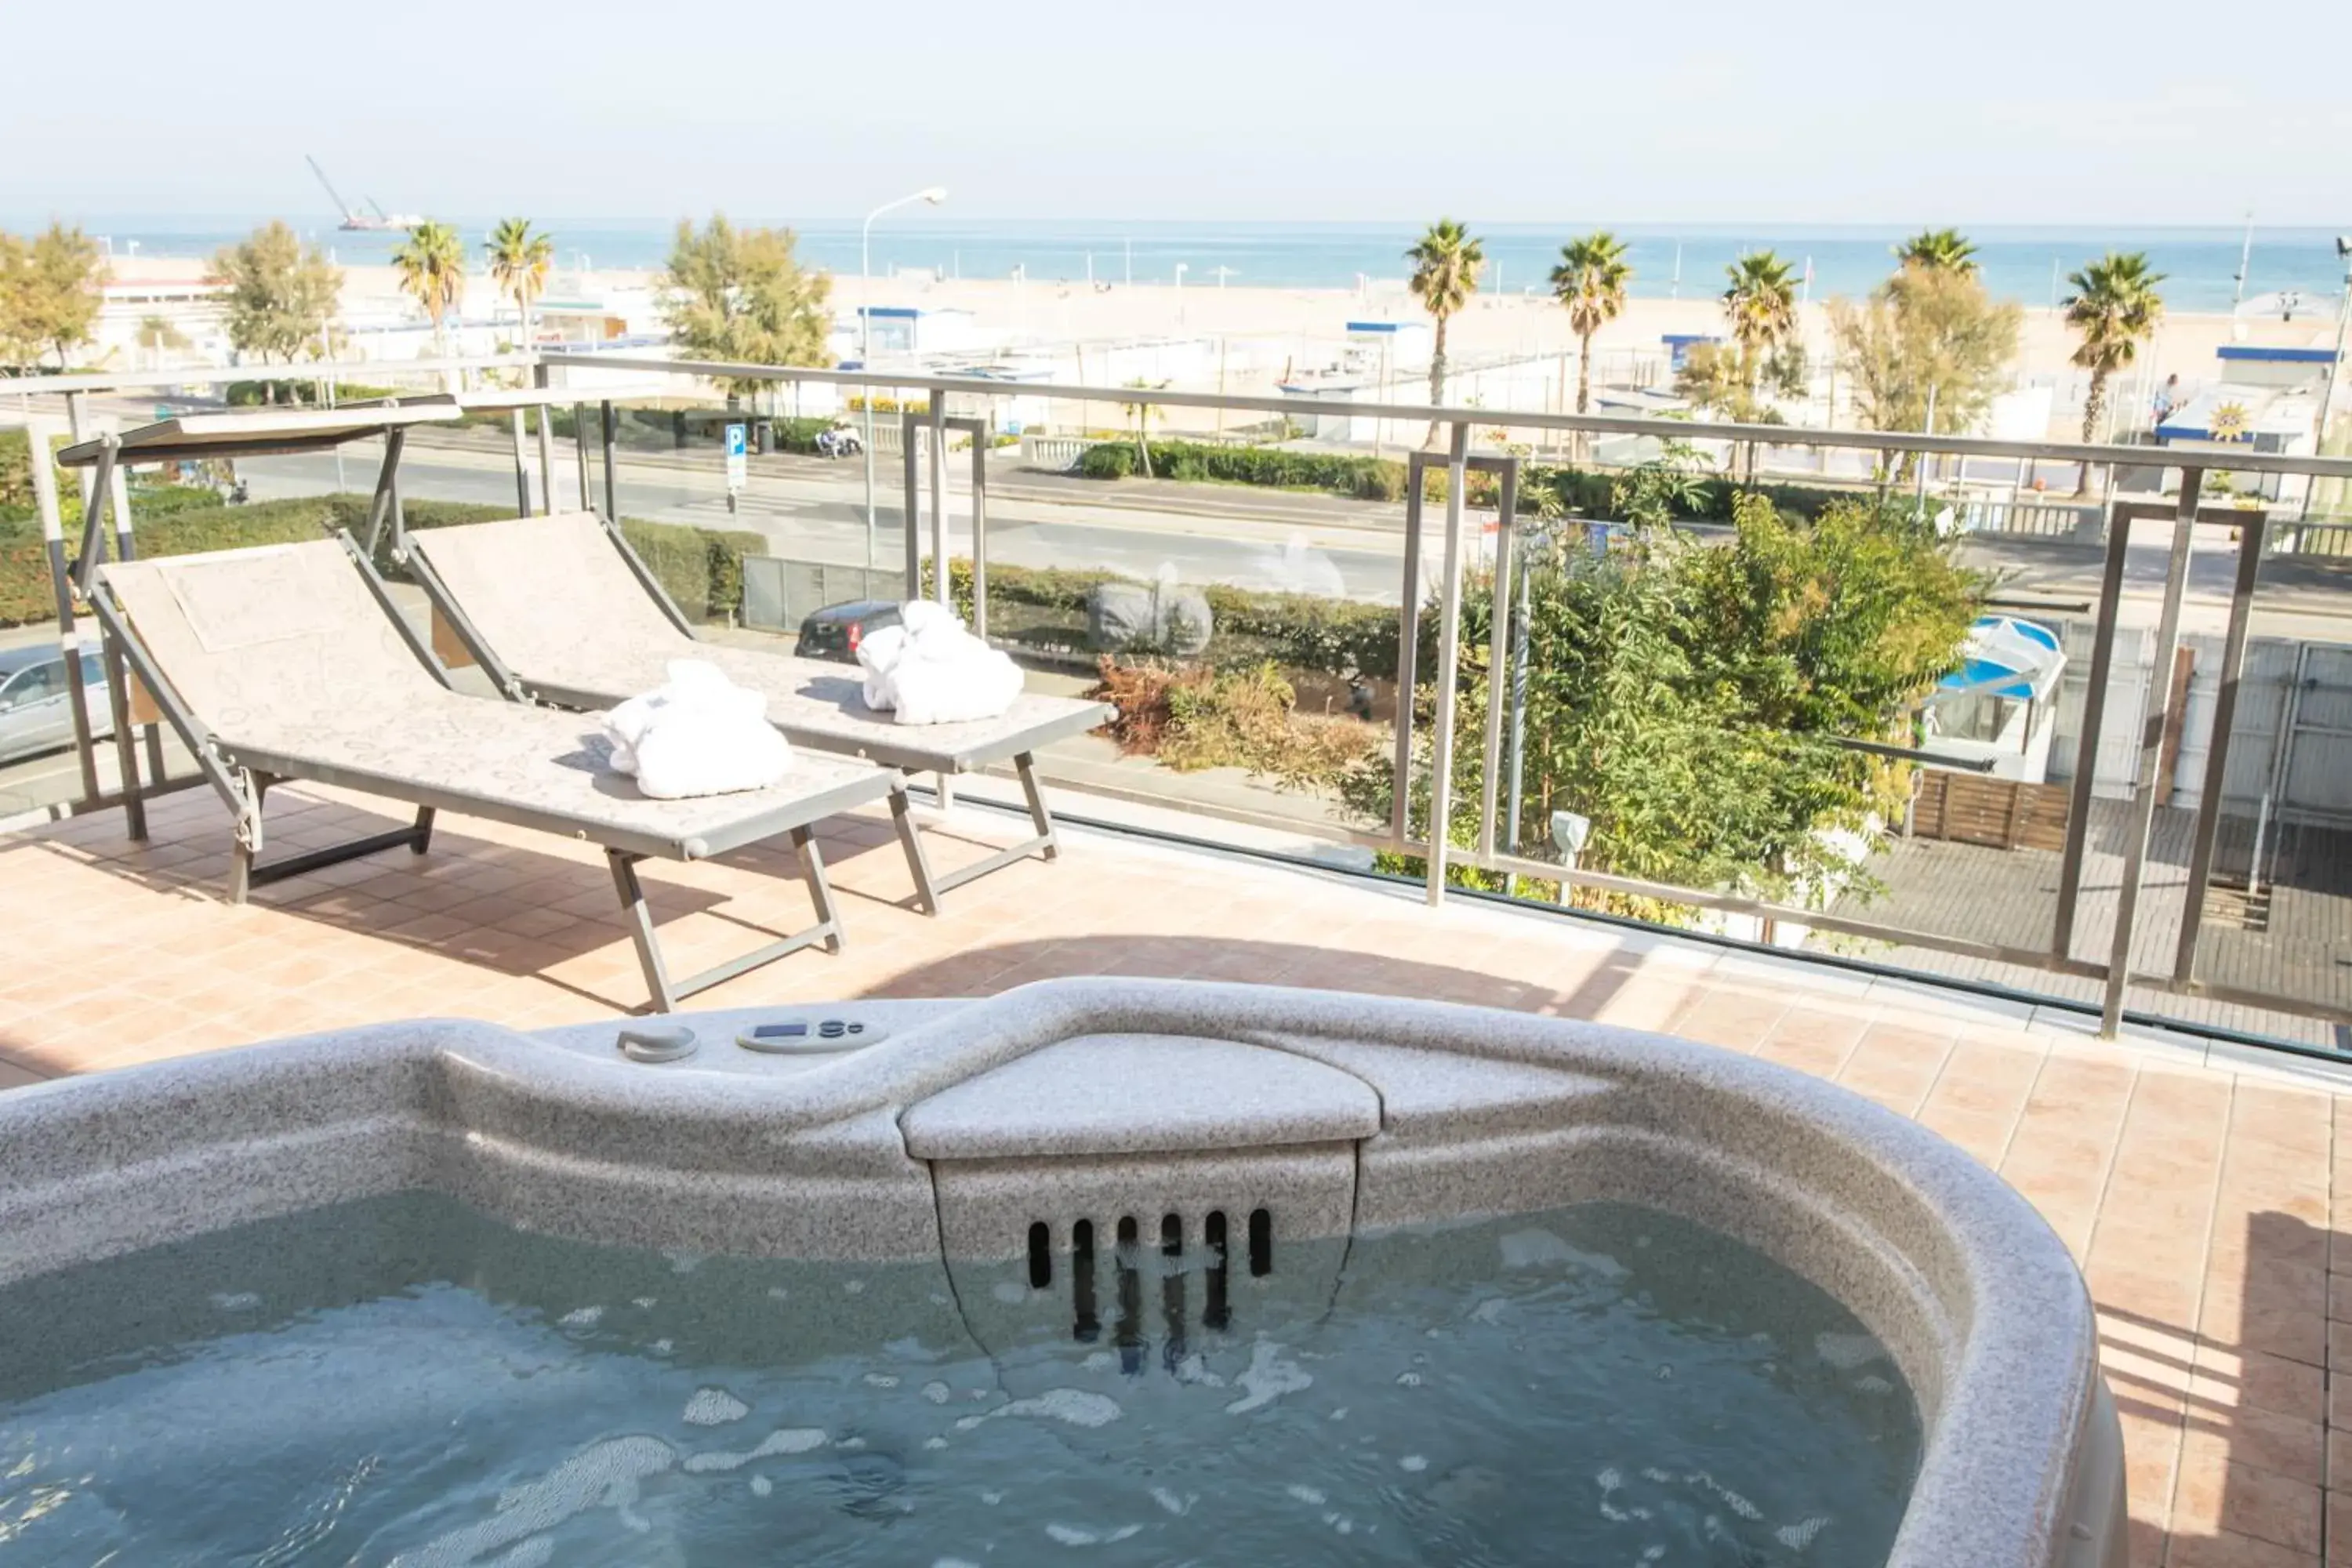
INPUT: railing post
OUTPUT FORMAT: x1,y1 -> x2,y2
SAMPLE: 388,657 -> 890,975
1389,454 -> 1429,847
2101,466 -> 2205,1036
27,419 -> 101,807
1425,422 -> 1472,908
2173,510 -> 2269,985
1476,459 -> 1519,861
927,398 -> 949,608
532,362 -> 555,509
2053,512 -> 2136,960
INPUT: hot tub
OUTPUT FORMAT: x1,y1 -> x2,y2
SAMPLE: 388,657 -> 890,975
0,978 -> 2121,1566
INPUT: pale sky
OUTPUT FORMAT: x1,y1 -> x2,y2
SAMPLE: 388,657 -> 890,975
5,0 -> 2347,227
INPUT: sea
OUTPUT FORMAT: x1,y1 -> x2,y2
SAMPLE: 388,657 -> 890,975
47,217 -> 2352,318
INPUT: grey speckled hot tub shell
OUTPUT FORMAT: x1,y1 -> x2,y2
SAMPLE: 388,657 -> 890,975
0,978 -> 2122,1568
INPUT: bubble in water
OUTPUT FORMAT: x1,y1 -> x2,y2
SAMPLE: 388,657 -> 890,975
1151,1486 -> 1192,1515
209,1291 -> 260,1312
1328,1407 -> 1348,1421
1225,1341 -> 1313,1415
1856,1374 -> 1896,1396
681,1388 -> 750,1427
924,1437 -> 949,1451
862,1374 -> 901,1389
922,1381 -> 952,1404
664,1251 -> 702,1275
631,1298 -> 655,1309
750,1475 -> 772,1497
837,1437 -> 867,1450
767,1287 -> 789,1301
1046,1523 -> 1097,1545
557,1305 -> 603,1328
1778,1516 -> 1830,1549
935,1560 -> 982,1568
1081,1350 -> 1117,1373
648,1339 -> 673,1356
1399,1456 -> 1428,1472
395,1436 -> 675,1567
958,1388 -> 1123,1432
486,1541 -> 554,1568
1323,1512 -> 1353,1535
843,1279 -> 866,1295
1396,1372 -> 1423,1388
1813,1331 -> 1885,1370
682,1428 -> 829,1473
1499,1228 -> 1628,1278
981,1490 -> 1004,1506
1287,1485 -> 1327,1506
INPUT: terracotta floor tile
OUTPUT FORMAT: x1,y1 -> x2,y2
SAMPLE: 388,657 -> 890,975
2166,1529 -> 2320,1568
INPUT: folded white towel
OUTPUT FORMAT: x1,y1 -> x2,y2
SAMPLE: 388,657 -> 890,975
601,659 -> 793,800
857,603 -> 1024,726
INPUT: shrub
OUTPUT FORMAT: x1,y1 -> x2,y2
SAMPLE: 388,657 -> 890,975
1088,657 -> 1381,789
0,492 -> 766,629
224,379 -> 401,407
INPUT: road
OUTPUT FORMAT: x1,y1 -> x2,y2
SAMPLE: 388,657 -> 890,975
241,437 -> 1414,603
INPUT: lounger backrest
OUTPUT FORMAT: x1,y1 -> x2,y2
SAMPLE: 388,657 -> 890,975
408,512 -> 691,680
97,539 -> 441,730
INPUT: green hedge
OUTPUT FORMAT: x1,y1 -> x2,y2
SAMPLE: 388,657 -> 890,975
1076,437 -> 1856,524
0,492 -> 764,630
225,379 -> 401,407
935,558 -> 1402,681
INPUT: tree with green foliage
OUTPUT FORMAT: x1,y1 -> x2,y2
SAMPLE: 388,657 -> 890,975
1342,454 -> 1983,916
1721,250 -> 1801,401
215,220 -> 343,381
486,217 -> 554,348
0,223 -> 107,371
1406,219 -> 1485,447
1895,229 -> 1979,275
2062,252 -> 2165,481
658,216 -> 833,396
1830,263 -> 2021,471
1675,340 -> 1805,424
1550,231 -> 1632,460
391,220 -> 467,358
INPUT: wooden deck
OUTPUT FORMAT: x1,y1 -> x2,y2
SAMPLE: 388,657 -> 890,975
1830,800 -> 2352,1050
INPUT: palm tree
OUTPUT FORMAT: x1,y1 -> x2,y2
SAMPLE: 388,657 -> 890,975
1406,219 -> 1485,447
1721,250 -> 1800,401
1550,232 -> 1632,457
392,220 -> 467,357
485,217 -> 554,350
1896,228 -> 1979,275
2063,251 -> 2166,491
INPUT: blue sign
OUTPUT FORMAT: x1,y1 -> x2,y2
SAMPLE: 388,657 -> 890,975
724,423 -> 747,491
724,423 -> 746,458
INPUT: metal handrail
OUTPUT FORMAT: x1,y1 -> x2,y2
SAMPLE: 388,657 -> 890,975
552,350 -> 2352,481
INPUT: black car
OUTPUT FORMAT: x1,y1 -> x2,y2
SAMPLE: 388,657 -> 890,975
794,600 -> 903,662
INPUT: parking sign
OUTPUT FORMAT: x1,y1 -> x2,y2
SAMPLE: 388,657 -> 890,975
724,423 -> 747,492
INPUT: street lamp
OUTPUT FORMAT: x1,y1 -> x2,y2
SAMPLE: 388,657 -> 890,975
861,185 -> 949,576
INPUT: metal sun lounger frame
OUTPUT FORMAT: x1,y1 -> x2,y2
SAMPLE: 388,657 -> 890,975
87,532 -> 900,1013
397,510 -> 1111,912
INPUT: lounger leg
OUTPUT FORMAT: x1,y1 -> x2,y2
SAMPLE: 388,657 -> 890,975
412,806 -> 436,855
608,849 -> 679,1013
793,825 -> 844,955
1016,750 -> 1059,862
890,786 -> 942,916
102,631 -> 147,842
227,773 -> 272,906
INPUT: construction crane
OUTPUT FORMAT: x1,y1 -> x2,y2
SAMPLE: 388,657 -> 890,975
305,156 -> 423,233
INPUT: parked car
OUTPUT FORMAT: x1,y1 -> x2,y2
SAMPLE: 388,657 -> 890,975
0,646 -> 115,766
794,600 -> 902,663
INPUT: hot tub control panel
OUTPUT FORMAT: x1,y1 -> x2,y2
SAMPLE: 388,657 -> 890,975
529,999 -> 974,1076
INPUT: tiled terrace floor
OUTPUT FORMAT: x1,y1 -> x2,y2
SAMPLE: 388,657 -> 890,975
3,781 -> 2351,1567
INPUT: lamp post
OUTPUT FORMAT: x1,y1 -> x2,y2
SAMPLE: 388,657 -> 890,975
860,186 -> 949,577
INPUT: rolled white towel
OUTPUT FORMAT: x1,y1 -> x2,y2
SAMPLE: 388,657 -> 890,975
855,605 -> 1023,724
600,659 -> 793,799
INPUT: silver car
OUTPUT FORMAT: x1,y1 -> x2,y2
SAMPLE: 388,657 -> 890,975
0,645 -> 116,766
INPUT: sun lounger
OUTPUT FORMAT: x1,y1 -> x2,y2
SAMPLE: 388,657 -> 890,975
89,535 -> 908,1011
401,510 -> 1112,908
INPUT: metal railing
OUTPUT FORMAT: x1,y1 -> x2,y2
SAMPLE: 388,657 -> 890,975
16,347 -> 2352,1051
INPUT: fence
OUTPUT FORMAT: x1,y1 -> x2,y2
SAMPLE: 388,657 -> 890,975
15,348 -> 2352,1054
